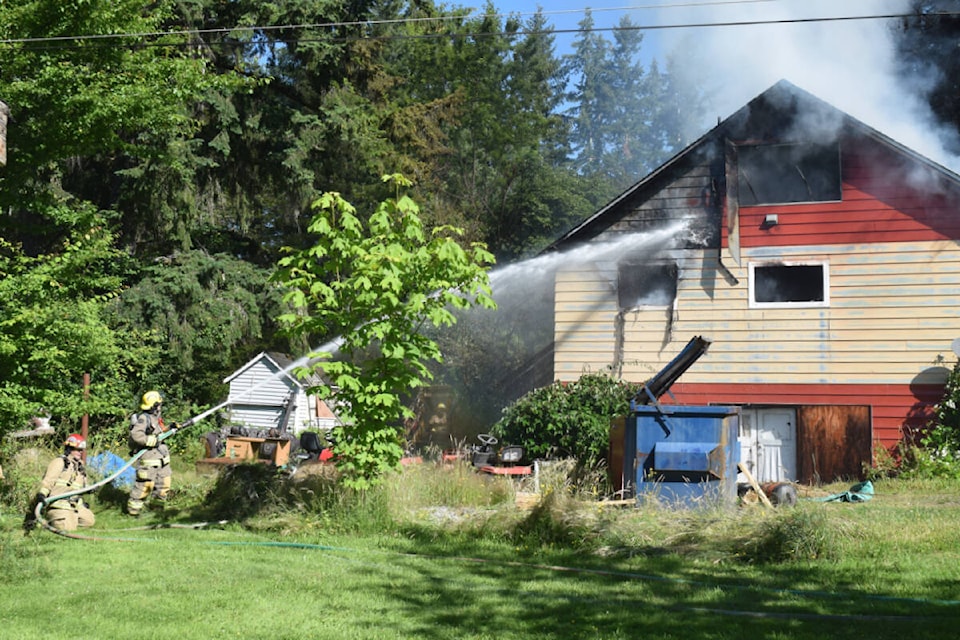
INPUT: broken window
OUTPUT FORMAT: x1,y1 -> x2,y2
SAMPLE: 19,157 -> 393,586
618,262 -> 678,309
737,142 -> 841,205
749,262 -> 829,308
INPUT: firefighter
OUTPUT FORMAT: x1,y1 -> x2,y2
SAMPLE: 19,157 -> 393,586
126,390 -> 174,516
26,433 -> 95,532
428,401 -> 449,446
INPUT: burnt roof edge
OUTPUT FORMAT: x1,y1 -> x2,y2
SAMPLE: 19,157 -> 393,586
542,79 -> 960,254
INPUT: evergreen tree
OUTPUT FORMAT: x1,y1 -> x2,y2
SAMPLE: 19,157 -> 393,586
894,0 -> 960,155
563,11 -> 687,194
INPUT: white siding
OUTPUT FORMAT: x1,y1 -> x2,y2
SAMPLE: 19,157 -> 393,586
224,355 -> 319,434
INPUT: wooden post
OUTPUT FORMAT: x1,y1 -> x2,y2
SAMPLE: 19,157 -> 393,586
738,462 -> 774,508
0,100 -> 8,166
81,373 -> 90,462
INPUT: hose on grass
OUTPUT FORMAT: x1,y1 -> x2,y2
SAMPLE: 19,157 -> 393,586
34,400 -> 230,538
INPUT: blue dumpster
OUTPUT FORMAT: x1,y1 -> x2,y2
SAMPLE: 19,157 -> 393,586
628,404 -> 740,506
607,336 -> 741,506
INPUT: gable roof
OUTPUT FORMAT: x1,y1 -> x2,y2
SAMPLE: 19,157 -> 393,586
223,351 -> 325,389
543,79 -> 960,253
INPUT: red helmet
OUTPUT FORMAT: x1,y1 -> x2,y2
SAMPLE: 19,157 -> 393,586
64,433 -> 86,450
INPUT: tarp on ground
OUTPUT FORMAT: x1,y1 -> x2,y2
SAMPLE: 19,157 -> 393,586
812,480 -> 874,503
87,451 -> 135,488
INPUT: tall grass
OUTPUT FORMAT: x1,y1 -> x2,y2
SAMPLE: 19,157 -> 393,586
4,449 -> 960,639
2,444 -> 958,574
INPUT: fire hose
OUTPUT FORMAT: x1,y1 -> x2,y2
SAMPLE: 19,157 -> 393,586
33,399 -> 231,538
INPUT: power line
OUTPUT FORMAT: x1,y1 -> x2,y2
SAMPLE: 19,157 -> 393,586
0,5 -> 948,49
0,1 -> 781,45
466,0 -> 782,22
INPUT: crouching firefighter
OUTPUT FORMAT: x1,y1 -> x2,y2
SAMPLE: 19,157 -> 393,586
126,391 -> 174,516
25,433 -> 96,532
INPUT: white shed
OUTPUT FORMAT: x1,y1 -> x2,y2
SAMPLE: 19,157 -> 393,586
222,352 -> 341,435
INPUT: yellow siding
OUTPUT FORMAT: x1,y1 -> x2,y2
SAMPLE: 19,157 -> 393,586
554,240 -> 960,385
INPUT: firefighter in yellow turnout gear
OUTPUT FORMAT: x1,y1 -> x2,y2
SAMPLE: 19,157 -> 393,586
33,434 -> 96,531
127,391 -> 173,516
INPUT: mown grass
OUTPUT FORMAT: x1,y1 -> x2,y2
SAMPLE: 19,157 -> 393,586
1,449 -> 959,639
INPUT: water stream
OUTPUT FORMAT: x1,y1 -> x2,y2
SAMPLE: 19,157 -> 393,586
193,221 -> 691,429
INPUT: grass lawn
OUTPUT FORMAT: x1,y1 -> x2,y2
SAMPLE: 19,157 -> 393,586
2,471 -> 960,639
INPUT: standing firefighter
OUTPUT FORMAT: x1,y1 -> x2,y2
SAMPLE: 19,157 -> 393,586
127,391 -> 174,516
26,433 -> 95,532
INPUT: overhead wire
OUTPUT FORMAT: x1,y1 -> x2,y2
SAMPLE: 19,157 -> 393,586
0,0 -> 780,45
0,3 -> 952,50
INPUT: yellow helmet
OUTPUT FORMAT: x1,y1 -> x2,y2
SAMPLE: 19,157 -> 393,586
140,390 -> 163,411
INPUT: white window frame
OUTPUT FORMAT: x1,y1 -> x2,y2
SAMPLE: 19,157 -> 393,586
748,261 -> 830,309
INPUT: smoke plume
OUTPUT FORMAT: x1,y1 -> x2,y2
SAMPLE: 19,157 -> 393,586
655,0 -> 960,171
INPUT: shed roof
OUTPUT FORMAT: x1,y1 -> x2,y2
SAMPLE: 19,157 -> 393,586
223,351 -> 325,389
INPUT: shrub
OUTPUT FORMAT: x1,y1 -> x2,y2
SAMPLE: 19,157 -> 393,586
901,360 -> 960,479
200,464 -> 288,521
492,372 -> 641,467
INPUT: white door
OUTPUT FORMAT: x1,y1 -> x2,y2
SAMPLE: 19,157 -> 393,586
739,407 -> 797,482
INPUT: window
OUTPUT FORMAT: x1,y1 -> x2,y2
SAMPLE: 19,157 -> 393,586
618,262 -> 678,309
737,142 -> 841,205
749,262 -> 829,308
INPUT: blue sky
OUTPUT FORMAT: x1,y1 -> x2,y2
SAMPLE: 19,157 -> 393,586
469,2 -> 662,59
452,1 -> 960,172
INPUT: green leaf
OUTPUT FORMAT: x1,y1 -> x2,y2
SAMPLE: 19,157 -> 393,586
274,182 -> 496,485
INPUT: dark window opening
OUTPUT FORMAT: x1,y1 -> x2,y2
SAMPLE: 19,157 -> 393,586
738,142 -> 841,205
618,262 -> 678,309
752,264 -> 826,304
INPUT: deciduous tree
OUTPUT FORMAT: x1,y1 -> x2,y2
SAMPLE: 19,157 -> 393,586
274,175 -> 496,487
0,217 -> 134,438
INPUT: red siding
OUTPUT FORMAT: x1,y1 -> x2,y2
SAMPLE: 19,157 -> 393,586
664,382 -> 946,452
725,136 -> 960,248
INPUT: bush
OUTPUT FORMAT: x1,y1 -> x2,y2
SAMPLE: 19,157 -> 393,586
900,360 -> 960,479
492,372 -> 641,467
200,464 -> 288,521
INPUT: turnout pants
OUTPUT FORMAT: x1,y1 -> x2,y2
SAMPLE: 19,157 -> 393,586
127,459 -> 172,515
46,503 -> 95,531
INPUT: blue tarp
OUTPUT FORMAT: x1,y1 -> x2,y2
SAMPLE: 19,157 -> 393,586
813,480 -> 874,503
87,451 -> 135,488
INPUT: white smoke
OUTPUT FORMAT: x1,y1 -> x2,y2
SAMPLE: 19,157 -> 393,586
654,0 -> 960,172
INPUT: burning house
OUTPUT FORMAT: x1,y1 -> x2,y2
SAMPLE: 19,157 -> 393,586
544,80 -> 960,485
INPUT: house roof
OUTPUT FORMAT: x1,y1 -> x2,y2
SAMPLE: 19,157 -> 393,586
223,351 -> 325,388
543,79 -> 960,253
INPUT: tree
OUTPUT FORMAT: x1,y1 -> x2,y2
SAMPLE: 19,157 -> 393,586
274,175 -> 496,487
894,1 -> 960,155
167,0 -> 446,264
563,11 -> 682,194
106,250 -> 289,409
0,0 -> 246,255
0,215 -> 137,439
0,1 -> 260,433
